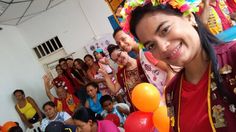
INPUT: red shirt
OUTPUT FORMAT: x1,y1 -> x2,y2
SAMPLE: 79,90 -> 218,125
180,67 -> 212,132
197,0 -> 233,32
226,0 -> 236,12
212,1 -> 233,30
66,68 -> 81,91
54,94 -> 80,115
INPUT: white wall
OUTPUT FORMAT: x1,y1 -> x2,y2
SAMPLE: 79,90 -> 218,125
78,0 -> 114,36
18,0 -> 114,59
0,25 -> 48,128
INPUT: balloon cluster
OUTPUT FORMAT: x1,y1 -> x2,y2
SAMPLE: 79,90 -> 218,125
124,83 -> 170,132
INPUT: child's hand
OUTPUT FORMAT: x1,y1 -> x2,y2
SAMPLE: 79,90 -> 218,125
117,106 -> 124,113
117,105 -> 130,115
98,68 -> 109,78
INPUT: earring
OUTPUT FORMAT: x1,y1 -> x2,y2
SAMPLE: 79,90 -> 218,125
193,21 -> 198,27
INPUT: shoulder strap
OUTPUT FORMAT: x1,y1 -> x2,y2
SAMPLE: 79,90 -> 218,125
165,71 -> 183,131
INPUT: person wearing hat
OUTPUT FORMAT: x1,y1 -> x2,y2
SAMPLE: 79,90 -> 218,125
45,121 -> 79,132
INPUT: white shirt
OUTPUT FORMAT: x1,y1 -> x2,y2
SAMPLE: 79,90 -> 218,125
41,111 -> 71,131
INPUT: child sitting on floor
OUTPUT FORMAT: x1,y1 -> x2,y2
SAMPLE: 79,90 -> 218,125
99,95 -> 130,126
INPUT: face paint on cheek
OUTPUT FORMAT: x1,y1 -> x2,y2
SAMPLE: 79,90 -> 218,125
156,54 -> 161,60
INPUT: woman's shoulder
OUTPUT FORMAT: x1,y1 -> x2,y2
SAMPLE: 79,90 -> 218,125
26,96 -> 35,103
58,111 -> 71,119
214,41 -> 236,67
165,71 -> 183,93
97,93 -> 102,98
214,41 -> 236,53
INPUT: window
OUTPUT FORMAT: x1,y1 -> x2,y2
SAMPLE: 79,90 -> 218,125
33,36 -> 63,59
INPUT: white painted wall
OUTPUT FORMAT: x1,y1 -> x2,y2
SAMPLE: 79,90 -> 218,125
18,0 -> 114,59
78,0 -> 114,36
0,25 -> 48,128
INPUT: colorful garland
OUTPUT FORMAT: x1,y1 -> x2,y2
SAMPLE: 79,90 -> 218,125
120,0 -> 201,33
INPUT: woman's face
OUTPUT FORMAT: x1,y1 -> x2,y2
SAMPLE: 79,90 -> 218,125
136,12 -> 201,67
56,66 -> 63,75
14,92 -> 25,101
75,120 -> 93,132
114,30 -> 136,52
74,61 -> 82,69
59,60 -> 68,70
56,87 -> 67,99
94,52 -> 102,60
86,85 -> 97,98
110,49 -> 129,66
67,60 -> 74,68
44,105 -> 57,120
102,100 -> 114,113
84,57 -> 94,67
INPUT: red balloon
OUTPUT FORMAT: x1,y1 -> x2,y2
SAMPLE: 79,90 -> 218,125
2,121 -> 17,132
124,111 -> 155,132
105,114 -> 120,127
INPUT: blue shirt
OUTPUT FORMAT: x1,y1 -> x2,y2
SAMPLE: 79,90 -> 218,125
88,93 -> 103,114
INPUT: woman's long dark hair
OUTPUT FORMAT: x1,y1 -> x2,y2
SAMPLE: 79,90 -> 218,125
130,3 -> 235,104
74,58 -> 89,72
85,81 -> 100,93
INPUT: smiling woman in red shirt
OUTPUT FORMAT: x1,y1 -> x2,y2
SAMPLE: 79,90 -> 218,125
128,0 -> 236,131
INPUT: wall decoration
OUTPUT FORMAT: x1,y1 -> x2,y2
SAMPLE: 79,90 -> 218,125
85,34 -> 116,57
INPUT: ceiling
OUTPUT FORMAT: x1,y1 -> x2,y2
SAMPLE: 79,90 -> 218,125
0,0 -> 66,25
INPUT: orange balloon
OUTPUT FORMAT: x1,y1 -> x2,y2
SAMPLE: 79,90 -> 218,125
132,83 -> 160,112
153,106 -> 170,132
2,121 -> 17,132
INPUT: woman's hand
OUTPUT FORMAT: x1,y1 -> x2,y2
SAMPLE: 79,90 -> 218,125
43,74 -> 50,83
43,74 -> 53,89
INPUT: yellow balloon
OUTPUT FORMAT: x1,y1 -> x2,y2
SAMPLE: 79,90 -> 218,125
153,106 -> 170,132
131,83 -> 160,112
